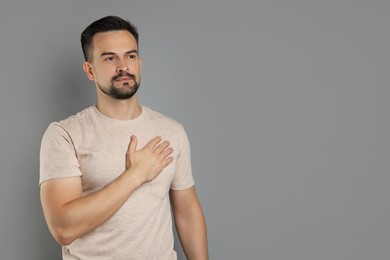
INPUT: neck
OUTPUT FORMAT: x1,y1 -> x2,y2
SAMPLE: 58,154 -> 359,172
96,93 -> 141,120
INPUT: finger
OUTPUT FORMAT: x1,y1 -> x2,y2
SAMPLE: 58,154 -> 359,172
146,136 -> 162,149
160,147 -> 174,159
163,156 -> 174,167
154,140 -> 170,154
128,135 -> 137,154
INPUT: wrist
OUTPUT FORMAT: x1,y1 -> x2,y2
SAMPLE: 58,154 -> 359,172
124,168 -> 145,187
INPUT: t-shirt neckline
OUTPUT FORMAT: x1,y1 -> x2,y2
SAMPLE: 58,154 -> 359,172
92,105 -> 146,124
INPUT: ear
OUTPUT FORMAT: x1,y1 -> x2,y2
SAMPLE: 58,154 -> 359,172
83,61 -> 95,81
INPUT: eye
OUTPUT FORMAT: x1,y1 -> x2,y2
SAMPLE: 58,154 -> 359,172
128,54 -> 137,59
105,56 -> 115,61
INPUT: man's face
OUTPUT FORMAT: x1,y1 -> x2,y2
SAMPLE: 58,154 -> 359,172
83,30 -> 142,100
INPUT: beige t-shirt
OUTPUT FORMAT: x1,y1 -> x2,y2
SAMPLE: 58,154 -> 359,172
40,105 -> 194,260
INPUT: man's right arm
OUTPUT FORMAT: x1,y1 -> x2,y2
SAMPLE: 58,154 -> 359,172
40,135 -> 173,246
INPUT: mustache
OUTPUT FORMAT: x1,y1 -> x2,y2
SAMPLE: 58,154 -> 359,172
111,72 -> 136,82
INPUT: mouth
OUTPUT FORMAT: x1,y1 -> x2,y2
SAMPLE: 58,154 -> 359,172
115,77 -> 133,82
112,72 -> 136,83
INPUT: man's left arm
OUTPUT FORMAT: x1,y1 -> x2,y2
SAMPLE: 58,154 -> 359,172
170,186 -> 208,260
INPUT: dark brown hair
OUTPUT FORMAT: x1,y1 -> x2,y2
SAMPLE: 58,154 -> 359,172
80,16 -> 139,61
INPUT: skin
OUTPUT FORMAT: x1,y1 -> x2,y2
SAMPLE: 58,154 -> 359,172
40,30 -> 208,259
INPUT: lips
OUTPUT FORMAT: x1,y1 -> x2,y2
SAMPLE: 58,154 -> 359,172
115,77 -> 132,81
112,73 -> 136,82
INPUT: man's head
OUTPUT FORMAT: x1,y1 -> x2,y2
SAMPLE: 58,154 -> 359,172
81,16 -> 139,62
81,16 -> 141,100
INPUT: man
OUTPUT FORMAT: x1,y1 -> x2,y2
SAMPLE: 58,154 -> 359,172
40,16 -> 208,260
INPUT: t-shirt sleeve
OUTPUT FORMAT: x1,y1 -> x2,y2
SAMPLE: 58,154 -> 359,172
39,123 -> 81,185
170,125 -> 195,190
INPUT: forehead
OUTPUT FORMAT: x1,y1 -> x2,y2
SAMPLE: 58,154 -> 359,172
92,30 -> 138,55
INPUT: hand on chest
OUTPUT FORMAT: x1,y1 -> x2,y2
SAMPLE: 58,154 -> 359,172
77,132 -> 179,198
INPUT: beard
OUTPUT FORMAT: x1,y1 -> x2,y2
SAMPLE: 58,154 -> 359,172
97,72 -> 140,100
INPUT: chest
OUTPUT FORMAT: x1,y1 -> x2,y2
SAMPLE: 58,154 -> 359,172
73,126 -> 179,198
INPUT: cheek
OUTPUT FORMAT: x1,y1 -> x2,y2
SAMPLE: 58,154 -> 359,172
95,67 -> 116,80
134,63 -> 142,75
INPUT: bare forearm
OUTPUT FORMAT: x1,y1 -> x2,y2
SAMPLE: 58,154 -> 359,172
47,170 -> 142,245
174,200 -> 208,259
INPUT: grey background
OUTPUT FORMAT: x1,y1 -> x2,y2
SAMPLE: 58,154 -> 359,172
0,0 -> 389,259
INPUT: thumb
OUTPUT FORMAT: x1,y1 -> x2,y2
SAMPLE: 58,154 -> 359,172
129,135 -> 137,154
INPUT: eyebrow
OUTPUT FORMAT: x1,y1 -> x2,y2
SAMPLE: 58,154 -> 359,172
100,50 -> 139,57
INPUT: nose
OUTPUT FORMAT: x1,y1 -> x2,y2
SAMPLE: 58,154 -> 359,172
116,65 -> 128,73
116,59 -> 129,73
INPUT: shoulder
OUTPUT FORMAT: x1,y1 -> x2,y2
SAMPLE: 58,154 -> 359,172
57,106 -> 95,129
143,106 -> 185,131
142,106 -> 190,146
43,106 -> 95,140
